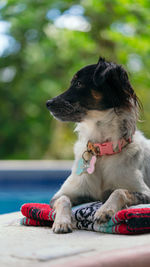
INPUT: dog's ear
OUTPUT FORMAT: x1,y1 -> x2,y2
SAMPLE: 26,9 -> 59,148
93,57 -> 108,86
93,59 -> 137,109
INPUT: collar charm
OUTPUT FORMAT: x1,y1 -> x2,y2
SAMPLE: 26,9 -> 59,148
76,153 -> 96,175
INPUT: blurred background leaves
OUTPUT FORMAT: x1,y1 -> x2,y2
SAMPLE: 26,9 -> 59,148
0,0 -> 150,159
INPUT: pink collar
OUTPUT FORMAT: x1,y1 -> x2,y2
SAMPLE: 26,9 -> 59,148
87,137 -> 133,157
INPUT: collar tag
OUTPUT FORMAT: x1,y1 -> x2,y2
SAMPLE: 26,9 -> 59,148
76,154 -> 96,176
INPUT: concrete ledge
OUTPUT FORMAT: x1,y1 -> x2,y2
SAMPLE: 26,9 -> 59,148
1,212 -> 150,267
57,245 -> 150,267
0,160 -> 73,170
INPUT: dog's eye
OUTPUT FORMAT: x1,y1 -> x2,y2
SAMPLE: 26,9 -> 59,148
77,81 -> 82,88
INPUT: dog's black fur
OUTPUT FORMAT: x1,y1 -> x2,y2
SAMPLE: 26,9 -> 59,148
46,57 -> 139,121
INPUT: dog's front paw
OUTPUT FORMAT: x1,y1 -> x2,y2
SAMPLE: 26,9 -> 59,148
94,208 -> 115,224
52,221 -> 72,234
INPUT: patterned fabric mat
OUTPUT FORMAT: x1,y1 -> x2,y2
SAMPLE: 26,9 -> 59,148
20,202 -> 150,234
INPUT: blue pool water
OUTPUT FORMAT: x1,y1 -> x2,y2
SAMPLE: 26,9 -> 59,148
0,187 -> 58,214
0,169 -> 70,214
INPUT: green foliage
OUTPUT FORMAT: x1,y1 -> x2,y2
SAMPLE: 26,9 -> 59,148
0,0 -> 150,159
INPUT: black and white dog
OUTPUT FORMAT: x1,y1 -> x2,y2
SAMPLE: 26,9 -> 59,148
46,57 -> 150,233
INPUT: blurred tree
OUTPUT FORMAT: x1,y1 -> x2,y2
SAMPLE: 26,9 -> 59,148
0,0 -> 150,159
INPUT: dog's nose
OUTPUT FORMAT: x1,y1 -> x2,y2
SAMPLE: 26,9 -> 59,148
46,99 -> 53,109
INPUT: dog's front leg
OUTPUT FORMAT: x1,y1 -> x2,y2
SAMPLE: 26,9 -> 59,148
94,188 -> 150,224
50,169 -> 95,233
51,195 -> 72,234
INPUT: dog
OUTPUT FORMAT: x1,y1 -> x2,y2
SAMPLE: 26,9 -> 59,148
46,57 -> 150,234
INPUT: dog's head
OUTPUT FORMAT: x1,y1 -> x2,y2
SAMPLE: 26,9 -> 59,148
46,58 -> 139,122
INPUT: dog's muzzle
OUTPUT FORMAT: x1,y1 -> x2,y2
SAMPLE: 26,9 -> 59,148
46,97 -> 87,122
46,98 -> 74,113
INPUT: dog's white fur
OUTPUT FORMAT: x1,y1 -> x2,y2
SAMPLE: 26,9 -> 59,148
52,106 -> 150,233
